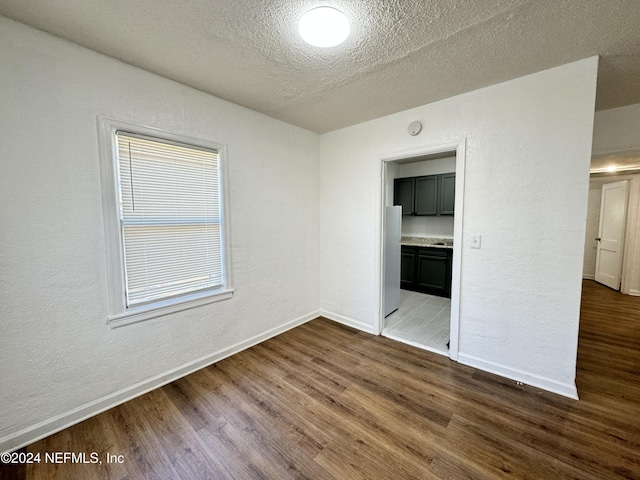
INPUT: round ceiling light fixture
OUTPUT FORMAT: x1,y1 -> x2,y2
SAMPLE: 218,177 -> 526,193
299,6 -> 350,48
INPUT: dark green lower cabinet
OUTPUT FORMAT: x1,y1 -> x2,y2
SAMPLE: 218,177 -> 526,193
401,246 -> 452,298
400,249 -> 417,290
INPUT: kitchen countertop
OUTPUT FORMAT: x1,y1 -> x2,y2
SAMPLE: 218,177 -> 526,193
400,236 -> 453,249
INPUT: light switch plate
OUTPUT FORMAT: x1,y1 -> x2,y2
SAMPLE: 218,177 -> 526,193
471,234 -> 481,249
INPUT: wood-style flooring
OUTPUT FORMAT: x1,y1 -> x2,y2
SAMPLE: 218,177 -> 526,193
2,280 -> 640,479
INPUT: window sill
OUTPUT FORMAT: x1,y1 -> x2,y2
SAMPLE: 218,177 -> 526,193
108,288 -> 234,328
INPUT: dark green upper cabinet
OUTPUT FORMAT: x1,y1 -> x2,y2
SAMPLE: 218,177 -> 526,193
414,176 -> 438,215
393,177 -> 415,215
393,173 -> 455,216
439,173 -> 456,216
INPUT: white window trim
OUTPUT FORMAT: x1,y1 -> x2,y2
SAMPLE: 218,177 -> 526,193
97,116 -> 233,328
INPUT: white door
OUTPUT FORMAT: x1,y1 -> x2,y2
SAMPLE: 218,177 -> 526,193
594,180 -> 629,290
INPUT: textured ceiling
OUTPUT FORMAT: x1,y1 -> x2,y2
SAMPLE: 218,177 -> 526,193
1,0 -> 639,133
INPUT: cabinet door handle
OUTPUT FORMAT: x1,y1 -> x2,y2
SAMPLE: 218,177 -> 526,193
595,237 -> 601,241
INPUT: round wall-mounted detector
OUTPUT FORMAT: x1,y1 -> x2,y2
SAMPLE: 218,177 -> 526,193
408,121 -> 422,136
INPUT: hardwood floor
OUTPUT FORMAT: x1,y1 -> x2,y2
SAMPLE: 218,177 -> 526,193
3,280 -> 640,479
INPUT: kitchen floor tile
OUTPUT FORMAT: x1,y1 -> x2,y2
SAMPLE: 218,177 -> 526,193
383,290 -> 451,355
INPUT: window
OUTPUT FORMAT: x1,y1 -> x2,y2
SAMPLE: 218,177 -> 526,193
99,118 -> 232,327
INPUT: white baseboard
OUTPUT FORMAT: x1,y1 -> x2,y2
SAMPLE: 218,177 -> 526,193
582,274 -> 595,280
457,353 -> 579,400
0,310 -> 320,454
320,310 -> 376,334
628,289 -> 640,297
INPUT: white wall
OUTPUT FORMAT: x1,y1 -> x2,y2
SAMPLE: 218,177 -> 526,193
593,103 -> 640,154
319,57 -> 599,398
393,157 -> 456,238
396,156 -> 456,177
402,216 -> 454,238
0,17 -> 320,451
622,177 -> 640,296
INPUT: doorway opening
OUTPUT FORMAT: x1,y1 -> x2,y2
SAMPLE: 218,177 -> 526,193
378,139 -> 466,361
584,151 -> 640,296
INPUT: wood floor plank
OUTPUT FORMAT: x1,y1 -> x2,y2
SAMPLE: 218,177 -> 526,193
441,413 -> 601,480
3,280 -> 640,479
196,365 -> 336,479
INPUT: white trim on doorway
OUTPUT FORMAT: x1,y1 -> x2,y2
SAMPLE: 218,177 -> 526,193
376,138 -> 466,362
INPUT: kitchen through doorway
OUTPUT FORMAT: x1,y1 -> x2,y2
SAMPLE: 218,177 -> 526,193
379,141 -> 465,360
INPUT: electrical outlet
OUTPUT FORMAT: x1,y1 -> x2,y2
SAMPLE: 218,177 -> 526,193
471,234 -> 482,249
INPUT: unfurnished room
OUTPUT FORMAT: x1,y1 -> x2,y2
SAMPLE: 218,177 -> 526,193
1,1 -> 640,479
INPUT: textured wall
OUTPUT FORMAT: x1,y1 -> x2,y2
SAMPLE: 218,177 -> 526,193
319,57 -> 598,398
0,17 -> 320,448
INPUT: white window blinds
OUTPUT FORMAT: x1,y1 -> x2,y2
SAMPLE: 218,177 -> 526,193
115,132 -> 223,307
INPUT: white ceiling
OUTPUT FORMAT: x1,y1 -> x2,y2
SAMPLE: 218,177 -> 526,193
1,0 -> 639,133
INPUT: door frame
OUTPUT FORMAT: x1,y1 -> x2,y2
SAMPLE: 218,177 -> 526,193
376,138 -> 466,361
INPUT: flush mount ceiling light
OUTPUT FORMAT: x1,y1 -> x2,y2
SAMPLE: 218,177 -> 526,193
299,6 -> 350,48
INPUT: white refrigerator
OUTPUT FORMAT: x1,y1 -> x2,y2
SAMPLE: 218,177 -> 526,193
384,206 -> 402,317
